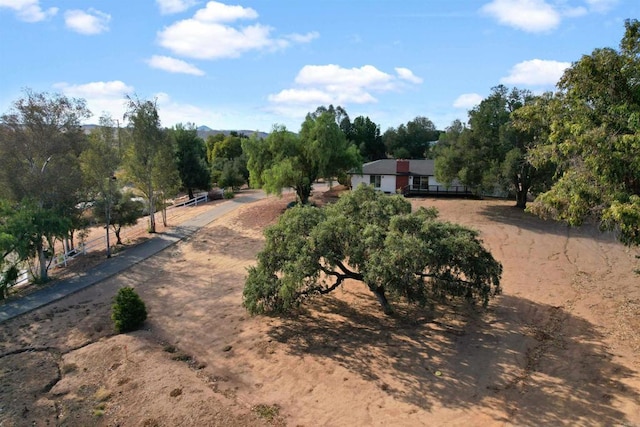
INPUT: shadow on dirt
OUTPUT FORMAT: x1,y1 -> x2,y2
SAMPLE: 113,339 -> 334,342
479,204 -> 618,243
267,292 -> 638,426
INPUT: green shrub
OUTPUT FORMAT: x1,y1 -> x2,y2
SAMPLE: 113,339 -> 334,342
111,287 -> 147,333
223,188 -> 235,199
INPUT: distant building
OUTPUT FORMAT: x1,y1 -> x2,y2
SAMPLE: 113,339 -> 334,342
349,159 -> 472,196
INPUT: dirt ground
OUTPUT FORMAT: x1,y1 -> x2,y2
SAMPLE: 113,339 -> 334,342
1,188 -> 639,426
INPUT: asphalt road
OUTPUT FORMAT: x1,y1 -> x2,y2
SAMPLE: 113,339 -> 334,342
0,192 -> 266,324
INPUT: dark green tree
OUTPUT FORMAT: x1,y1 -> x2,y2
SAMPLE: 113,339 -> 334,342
172,123 -> 211,200
383,116 -> 440,159
433,86 -> 549,207
243,185 -> 502,315
346,116 -> 386,162
526,19 -> 640,244
207,133 -> 248,188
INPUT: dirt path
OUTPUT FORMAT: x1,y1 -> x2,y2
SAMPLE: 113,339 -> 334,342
0,193 -> 638,426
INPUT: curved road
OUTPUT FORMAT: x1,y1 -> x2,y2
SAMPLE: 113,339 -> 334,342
0,191 -> 266,324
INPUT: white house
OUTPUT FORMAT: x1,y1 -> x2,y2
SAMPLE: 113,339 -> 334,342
349,159 -> 472,196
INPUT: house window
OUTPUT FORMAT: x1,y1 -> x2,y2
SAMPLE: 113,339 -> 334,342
413,176 -> 429,190
369,175 -> 382,188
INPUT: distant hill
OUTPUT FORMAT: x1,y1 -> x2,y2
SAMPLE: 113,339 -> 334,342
82,125 -> 268,139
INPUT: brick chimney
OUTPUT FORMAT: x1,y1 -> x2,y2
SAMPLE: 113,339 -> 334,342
396,159 -> 410,173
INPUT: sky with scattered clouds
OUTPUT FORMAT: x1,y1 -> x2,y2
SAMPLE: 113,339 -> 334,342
0,0 -> 636,132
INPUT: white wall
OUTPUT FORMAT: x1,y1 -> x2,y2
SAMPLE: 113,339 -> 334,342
351,174 -> 397,193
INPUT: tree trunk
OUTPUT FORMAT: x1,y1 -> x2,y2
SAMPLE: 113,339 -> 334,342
373,286 -> 394,315
188,187 -> 194,200
148,185 -> 156,233
114,225 -> 122,245
297,183 -> 312,205
37,240 -> 48,282
515,190 -> 527,209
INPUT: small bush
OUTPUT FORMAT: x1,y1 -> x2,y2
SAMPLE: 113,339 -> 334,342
223,189 -> 235,199
112,287 -> 147,333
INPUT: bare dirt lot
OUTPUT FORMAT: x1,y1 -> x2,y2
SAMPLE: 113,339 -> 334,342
1,189 -> 639,426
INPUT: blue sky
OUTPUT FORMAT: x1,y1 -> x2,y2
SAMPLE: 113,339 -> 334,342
0,0 -> 637,133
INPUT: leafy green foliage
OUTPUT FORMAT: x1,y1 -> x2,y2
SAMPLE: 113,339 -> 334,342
92,191 -> 144,245
122,97 -> 178,233
433,86 -> 553,208
383,116 -> 441,159
0,89 -> 90,280
525,19 -> 640,245
112,286 -> 147,333
243,185 -> 502,315
243,109 -> 361,204
172,124 -> 211,200
343,115 -> 386,162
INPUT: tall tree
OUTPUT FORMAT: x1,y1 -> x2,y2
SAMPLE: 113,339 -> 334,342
383,116 -> 440,159
243,185 -> 502,315
80,114 -> 121,257
122,97 -> 175,233
346,116 -> 386,162
526,19 -> 640,244
172,123 -> 211,200
0,89 -> 90,281
433,85 -> 547,207
243,110 -> 361,204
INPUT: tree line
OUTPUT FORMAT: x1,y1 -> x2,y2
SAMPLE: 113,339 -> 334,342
433,19 -> 640,248
1,18 -> 638,302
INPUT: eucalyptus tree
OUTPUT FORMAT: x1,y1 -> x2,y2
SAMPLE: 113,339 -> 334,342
80,114 -> 121,257
0,89 -> 90,281
122,97 -> 177,233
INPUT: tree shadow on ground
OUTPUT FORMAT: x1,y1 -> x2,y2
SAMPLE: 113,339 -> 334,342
479,204 -> 619,243
267,291 -> 639,426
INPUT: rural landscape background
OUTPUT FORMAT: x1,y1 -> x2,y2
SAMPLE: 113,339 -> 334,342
1,1 -> 640,426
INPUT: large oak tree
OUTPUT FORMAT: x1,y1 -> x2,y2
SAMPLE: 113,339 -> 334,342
243,185 -> 502,315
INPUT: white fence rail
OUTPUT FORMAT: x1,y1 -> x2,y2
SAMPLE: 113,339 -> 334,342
9,192 -> 210,290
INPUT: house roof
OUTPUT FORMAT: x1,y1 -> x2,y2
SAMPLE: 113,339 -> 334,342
351,159 -> 435,176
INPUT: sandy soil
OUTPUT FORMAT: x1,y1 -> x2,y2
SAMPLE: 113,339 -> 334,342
1,188 -> 639,426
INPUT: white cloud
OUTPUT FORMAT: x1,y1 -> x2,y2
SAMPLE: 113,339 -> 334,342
53,81 -> 134,121
0,0 -> 57,22
395,67 -> 423,84
156,0 -> 198,15
480,0 -> 560,32
154,92 -> 224,127
267,64 -> 422,119
157,1 -> 317,60
193,1 -> 258,22
481,0 -> 619,32
64,9 -> 111,35
147,55 -> 205,76
453,93 -> 484,109
285,31 -> 320,44
585,0 -> 618,13
501,59 -> 570,86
